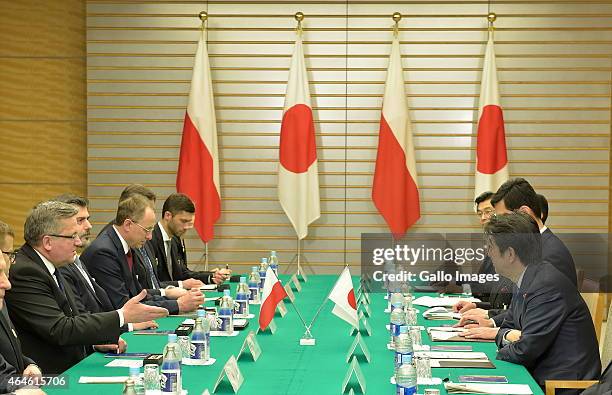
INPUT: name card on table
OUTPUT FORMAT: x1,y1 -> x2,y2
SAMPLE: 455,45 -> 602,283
358,291 -> 370,305
297,270 -> 308,282
258,319 -> 277,335
358,302 -> 371,318
290,274 -> 302,292
284,284 -> 296,303
237,331 -> 262,362
277,300 -> 288,317
350,316 -> 372,337
345,332 -> 371,363
341,356 -> 367,394
212,355 -> 244,393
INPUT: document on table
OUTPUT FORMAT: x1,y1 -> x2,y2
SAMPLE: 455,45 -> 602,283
445,383 -> 533,394
105,359 -> 143,368
415,351 -> 488,359
200,284 -> 218,291
413,296 -> 480,308
79,376 -> 128,384
423,307 -> 462,320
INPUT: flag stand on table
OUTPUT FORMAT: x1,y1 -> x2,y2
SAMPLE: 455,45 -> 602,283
177,12 -> 221,262
278,13 -> 320,280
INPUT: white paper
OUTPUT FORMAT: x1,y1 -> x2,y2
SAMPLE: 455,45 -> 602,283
79,376 -> 128,384
445,383 -> 533,395
391,377 -> 442,385
233,319 -> 247,326
182,318 -> 195,325
210,330 -> 239,337
200,284 -> 218,291
415,351 -> 487,359
235,313 -> 255,319
430,331 -> 463,341
205,297 -> 220,302
427,326 -> 466,333
413,296 -> 480,308
104,359 -> 143,368
182,357 -> 216,366
431,359 -> 490,368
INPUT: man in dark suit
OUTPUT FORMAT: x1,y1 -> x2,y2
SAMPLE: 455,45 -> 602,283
81,195 -> 204,315
148,193 -> 230,285
5,201 -> 168,373
0,223 -> 42,393
100,185 -> 204,292
484,213 -> 600,391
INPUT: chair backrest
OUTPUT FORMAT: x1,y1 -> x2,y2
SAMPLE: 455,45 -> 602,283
580,292 -> 605,343
576,268 -> 585,291
601,299 -> 612,369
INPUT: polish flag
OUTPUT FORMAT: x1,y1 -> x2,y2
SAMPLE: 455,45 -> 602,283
372,36 -> 420,237
475,31 -> 509,198
278,31 -> 320,240
328,267 -> 358,328
176,29 -> 221,243
259,267 -> 288,331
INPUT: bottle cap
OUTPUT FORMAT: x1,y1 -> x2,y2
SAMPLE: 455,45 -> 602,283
197,309 -> 206,318
167,333 -> 178,343
240,276 -> 246,283
129,366 -> 140,375
224,289 -> 231,296
261,257 -> 268,264
271,251 -> 276,256
252,266 -> 258,272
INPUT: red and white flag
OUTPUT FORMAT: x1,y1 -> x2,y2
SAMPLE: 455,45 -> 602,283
372,36 -> 420,237
475,31 -> 509,198
176,30 -> 221,243
259,267 -> 287,331
328,267 -> 358,328
278,31 -> 320,240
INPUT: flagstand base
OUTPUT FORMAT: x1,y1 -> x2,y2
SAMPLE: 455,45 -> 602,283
299,328 -> 316,346
288,252 -> 312,280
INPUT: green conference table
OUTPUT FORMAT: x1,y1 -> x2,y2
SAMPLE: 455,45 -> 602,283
46,275 -> 544,395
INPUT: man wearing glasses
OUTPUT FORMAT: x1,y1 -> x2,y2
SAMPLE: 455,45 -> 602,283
81,195 -> 204,315
5,202 -> 168,373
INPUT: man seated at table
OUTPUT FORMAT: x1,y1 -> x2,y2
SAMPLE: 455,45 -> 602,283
81,195 -> 204,315
148,193 -> 230,285
0,222 -> 44,394
470,212 -> 600,391
5,202 -> 168,373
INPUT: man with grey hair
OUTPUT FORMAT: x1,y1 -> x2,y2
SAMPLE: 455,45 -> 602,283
5,201 -> 168,374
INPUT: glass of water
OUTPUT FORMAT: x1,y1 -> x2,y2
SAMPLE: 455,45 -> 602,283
416,355 -> 432,380
143,364 -> 160,391
410,326 -> 422,348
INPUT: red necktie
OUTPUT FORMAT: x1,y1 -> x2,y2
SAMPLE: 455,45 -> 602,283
126,250 -> 133,272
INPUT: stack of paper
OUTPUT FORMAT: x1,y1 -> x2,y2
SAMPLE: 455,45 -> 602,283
413,296 -> 480,308
423,307 -> 461,320
445,383 -> 533,394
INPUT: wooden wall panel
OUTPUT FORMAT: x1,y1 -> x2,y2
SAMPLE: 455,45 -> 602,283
0,0 -> 87,243
86,0 -> 611,274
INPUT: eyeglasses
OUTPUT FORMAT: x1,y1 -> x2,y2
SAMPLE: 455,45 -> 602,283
1,251 -> 16,265
477,208 -> 496,218
130,219 -> 154,234
48,233 -> 81,241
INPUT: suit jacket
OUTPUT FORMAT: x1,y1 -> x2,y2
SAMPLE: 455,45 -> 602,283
59,257 -> 115,314
5,244 -> 121,374
133,243 -> 179,291
148,223 -> 214,284
0,306 -> 35,393
541,228 -> 578,287
473,256 -> 515,312
582,362 -> 611,395
495,262 -> 601,389
80,228 -> 179,315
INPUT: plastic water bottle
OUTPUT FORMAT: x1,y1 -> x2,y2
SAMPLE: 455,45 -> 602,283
162,333 -> 178,360
395,363 -> 417,395
258,257 -> 268,289
390,307 -> 406,346
394,332 -> 414,368
123,378 -> 138,395
190,309 -> 210,361
219,289 -> 234,334
235,276 -> 250,317
128,366 -> 144,395
248,266 -> 261,303
390,292 -> 404,310
160,343 -> 181,394
268,251 -> 279,276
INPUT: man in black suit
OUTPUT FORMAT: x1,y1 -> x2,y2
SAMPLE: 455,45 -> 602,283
81,195 -> 204,315
0,222 -> 42,394
52,195 -> 156,332
100,185 -> 204,292
5,201 -> 168,373
484,213 -> 600,391
149,193 -> 230,285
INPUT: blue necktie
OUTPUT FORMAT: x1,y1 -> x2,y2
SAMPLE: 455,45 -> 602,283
139,247 -> 160,289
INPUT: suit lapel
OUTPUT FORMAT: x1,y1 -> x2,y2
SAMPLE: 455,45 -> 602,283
107,231 -> 139,296
152,224 -> 170,279
0,307 -> 24,371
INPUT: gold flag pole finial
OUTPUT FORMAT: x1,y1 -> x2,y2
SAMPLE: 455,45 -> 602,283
295,12 -> 304,34
199,11 -> 208,30
392,12 -> 402,37
487,12 -> 496,32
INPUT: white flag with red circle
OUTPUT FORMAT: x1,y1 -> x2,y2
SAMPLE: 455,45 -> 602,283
328,267 -> 358,328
